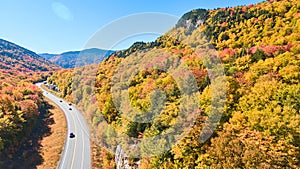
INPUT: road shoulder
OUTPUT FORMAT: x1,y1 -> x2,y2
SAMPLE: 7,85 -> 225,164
36,97 -> 67,169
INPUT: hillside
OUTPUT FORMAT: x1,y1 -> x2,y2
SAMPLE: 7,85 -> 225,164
0,39 -> 60,72
47,0 -> 300,168
40,48 -> 114,68
0,39 -> 59,168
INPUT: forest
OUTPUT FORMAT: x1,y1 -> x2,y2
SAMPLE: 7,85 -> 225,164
0,39 -> 59,168
46,0 -> 299,168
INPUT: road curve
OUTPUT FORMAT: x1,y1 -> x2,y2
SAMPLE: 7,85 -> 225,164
36,82 -> 91,169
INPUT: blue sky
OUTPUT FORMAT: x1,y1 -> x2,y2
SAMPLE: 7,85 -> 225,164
0,0 -> 264,54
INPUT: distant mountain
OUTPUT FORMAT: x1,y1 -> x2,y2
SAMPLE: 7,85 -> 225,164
40,48 -> 114,68
38,53 -> 57,60
0,39 -> 60,72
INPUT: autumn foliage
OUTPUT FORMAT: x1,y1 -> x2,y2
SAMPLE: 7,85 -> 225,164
48,0 -> 300,168
0,39 -> 58,166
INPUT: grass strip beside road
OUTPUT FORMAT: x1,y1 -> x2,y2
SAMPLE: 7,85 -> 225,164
36,97 -> 67,169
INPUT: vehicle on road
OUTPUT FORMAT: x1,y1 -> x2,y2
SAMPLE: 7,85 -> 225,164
69,103 -> 72,106
70,133 -> 75,138
36,82 -> 91,168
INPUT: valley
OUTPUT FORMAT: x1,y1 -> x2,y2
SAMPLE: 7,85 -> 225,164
0,0 -> 299,168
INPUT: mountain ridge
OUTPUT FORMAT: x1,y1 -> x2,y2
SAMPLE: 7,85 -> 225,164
39,48 -> 115,68
0,38 -> 60,72
41,0 -> 300,168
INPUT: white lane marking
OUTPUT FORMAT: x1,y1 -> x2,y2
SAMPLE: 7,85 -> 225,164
81,129 -> 85,169
73,108 -> 89,136
72,107 -> 89,169
38,83 -> 89,169
41,90 -> 69,169
69,104 -> 78,169
46,91 -> 76,169
71,108 -> 86,169
57,108 -> 69,169
72,107 -> 90,169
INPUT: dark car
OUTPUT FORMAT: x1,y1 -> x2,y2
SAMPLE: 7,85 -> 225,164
60,100 -> 63,102
70,133 -> 75,138
69,103 -> 72,106
69,108 -> 72,110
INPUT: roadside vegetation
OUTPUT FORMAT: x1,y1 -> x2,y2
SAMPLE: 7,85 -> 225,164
47,0 -> 300,168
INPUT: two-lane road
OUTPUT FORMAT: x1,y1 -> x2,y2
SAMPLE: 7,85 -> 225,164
36,82 -> 91,169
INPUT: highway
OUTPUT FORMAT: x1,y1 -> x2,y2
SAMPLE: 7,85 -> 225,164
36,82 -> 91,169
